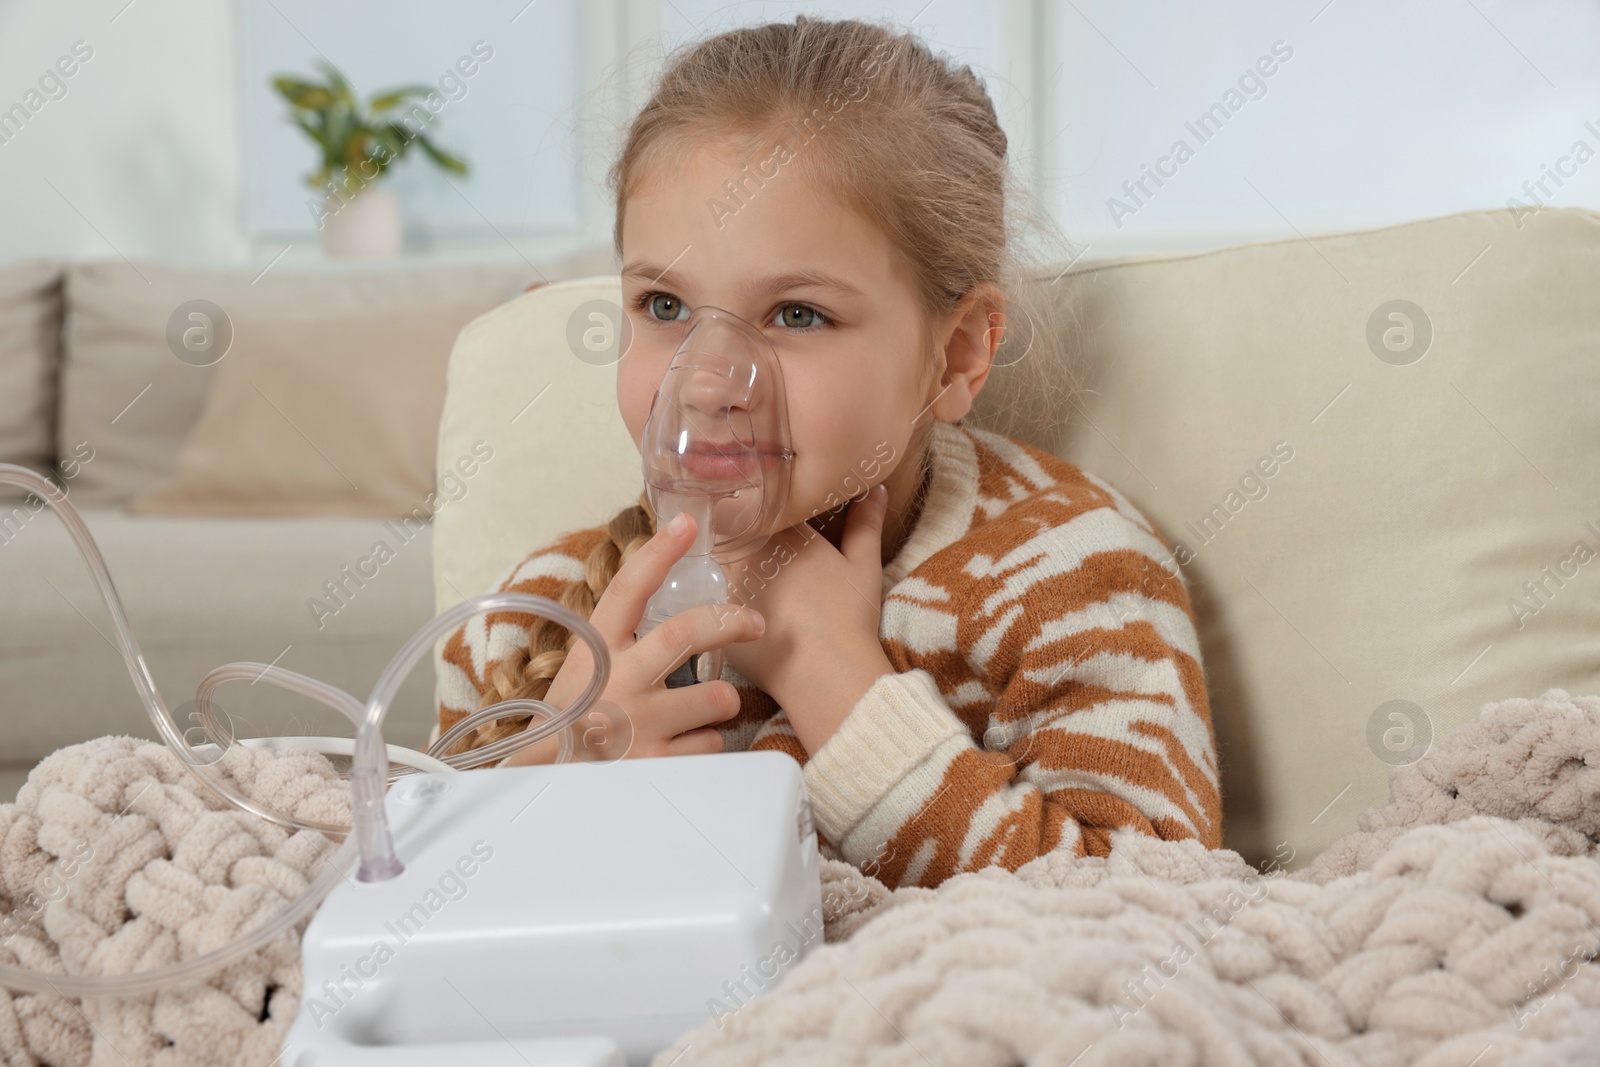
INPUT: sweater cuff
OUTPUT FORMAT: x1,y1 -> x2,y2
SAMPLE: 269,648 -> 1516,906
801,668 -> 969,844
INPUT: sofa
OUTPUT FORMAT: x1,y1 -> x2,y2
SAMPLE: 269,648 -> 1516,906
0,244 -> 615,802
430,205 -> 1600,872
4,205 -> 1597,861
3,206 -> 1598,1064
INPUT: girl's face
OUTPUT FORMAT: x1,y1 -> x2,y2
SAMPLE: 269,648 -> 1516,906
618,141 -> 950,554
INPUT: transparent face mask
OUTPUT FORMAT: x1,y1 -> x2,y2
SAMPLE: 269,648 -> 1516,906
638,304 -> 795,564
634,304 -> 795,686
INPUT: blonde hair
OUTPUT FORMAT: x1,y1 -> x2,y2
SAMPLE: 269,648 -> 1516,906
463,15 -> 1085,747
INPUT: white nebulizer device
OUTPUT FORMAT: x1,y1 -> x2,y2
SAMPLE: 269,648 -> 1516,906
632,304 -> 794,688
0,304 -> 818,1067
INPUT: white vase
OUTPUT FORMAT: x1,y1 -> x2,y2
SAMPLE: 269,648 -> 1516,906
321,187 -> 402,260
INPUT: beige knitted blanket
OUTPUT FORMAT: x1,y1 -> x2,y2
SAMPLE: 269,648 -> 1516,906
4,688 -> 1600,1066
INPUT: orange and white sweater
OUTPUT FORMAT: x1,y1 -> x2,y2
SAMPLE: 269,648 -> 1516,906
436,419 -> 1222,890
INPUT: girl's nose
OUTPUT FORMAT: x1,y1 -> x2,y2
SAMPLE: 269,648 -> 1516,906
675,356 -> 751,430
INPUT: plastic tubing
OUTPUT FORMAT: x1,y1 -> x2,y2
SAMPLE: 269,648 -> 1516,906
0,462 -> 612,995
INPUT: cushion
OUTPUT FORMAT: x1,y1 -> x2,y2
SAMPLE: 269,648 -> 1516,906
431,278 -> 641,613
59,247 -> 615,508
430,207 -> 1600,872
984,205 -> 1600,868
129,297 -> 490,518
0,260 -> 63,504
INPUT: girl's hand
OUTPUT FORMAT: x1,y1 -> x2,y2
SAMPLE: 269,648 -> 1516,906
500,512 -> 765,766
721,484 -> 891,715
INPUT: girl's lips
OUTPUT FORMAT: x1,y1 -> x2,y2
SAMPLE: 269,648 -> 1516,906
679,445 -> 787,480
681,440 -> 786,454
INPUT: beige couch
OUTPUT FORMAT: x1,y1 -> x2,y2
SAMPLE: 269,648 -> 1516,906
0,246 -> 614,800
431,206 -> 1600,871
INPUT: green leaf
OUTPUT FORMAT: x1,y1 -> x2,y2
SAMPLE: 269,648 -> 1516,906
383,120 -> 423,146
369,125 -> 407,162
323,106 -> 357,158
344,130 -> 369,175
369,85 -> 434,112
273,59 -> 469,194
316,59 -> 355,108
289,114 -> 328,151
415,134 -> 470,176
272,76 -> 333,110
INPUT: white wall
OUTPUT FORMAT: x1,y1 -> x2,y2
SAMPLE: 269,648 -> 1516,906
1,0 -> 1595,271
1,0 -> 247,265
0,0 -> 637,271
1046,0 -> 1600,255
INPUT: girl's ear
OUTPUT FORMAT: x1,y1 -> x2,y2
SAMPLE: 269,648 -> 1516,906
930,282 -> 1004,421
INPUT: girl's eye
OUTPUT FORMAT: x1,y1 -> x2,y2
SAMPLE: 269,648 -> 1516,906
771,303 -> 829,331
634,291 -> 689,322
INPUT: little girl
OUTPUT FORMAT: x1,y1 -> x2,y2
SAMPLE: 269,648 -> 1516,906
436,15 -> 1221,891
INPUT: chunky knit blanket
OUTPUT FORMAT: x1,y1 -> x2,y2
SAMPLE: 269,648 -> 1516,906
4,688 -> 1600,1066
0,738 -> 349,1066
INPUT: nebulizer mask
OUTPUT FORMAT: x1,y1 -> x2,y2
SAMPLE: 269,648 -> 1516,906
0,305 -> 819,1066
633,304 -> 794,687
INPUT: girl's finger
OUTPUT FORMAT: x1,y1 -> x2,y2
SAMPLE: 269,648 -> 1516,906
586,511 -> 697,646
646,678 -> 742,739
839,484 -> 889,569
633,602 -> 763,691
663,727 -> 725,758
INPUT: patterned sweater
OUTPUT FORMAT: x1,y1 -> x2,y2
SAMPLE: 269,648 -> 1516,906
436,419 -> 1222,890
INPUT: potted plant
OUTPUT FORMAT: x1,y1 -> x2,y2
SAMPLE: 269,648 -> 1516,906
272,59 -> 470,259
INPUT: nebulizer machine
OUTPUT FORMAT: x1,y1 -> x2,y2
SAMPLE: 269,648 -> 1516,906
0,305 -> 820,1066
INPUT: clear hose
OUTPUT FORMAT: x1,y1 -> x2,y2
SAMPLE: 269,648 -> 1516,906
0,462 -> 611,996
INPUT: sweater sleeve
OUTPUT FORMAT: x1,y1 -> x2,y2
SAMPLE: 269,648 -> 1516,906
798,515 -> 1221,891
435,526 -> 611,754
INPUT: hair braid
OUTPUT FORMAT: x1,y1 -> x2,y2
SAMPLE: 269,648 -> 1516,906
453,488 -> 658,754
